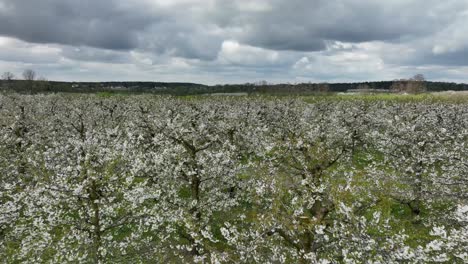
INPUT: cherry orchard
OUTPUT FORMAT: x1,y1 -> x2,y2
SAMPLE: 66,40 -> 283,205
0,94 -> 466,263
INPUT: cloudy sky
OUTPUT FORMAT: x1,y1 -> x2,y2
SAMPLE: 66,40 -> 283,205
1,0 -> 468,84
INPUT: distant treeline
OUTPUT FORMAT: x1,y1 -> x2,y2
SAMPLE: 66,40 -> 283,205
1,80 -> 467,95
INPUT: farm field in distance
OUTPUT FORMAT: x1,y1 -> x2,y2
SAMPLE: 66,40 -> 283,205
0,92 -> 466,263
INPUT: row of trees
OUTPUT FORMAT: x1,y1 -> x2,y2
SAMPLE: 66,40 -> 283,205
1,69 -> 49,93
351,74 -> 428,93
0,72 -> 432,95
389,74 -> 427,93
1,69 -> 46,82
0,94 -> 466,263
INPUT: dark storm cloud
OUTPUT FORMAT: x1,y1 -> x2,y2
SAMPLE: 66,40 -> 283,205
1,0 -> 468,83
1,0 -> 466,55
142,22 -> 224,60
0,0 -> 224,60
0,0 -> 157,50
428,50 -> 468,66
402,48 -> 468,67
60,46 -> 132,64
212,0 -> 463,51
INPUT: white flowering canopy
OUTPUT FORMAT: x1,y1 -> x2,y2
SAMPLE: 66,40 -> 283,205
0,94 -> 466,263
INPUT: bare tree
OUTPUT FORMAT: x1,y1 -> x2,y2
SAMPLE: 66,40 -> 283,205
390,75 -> 427,93
2,71 -> 15,81
409,74 -> 427,93
22,69 -> 36,81
411,73 -> 426,82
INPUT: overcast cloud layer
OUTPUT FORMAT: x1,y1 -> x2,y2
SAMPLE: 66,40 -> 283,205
1,0 -> 468,84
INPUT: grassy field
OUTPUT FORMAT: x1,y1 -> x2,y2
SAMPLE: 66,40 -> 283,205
91,90 -> 468,103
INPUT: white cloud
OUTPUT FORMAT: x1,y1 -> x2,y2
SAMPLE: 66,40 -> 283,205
218,40 -> 280,66
432,13 -> 468,55
0,36 -> 62,64
235,1 -> 272,12
1,0 -> 468,83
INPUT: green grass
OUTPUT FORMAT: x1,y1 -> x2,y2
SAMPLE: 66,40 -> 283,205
302,92 -> 468,103
175,92 -> 468,104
